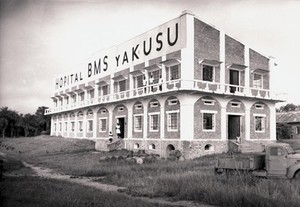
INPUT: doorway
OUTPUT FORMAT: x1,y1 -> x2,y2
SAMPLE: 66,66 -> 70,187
228,115 -> 240,140
229,69 -> 240,93
117,117 -> 125,138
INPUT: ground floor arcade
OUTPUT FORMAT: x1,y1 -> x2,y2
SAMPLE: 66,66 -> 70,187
50,92 -> 276,158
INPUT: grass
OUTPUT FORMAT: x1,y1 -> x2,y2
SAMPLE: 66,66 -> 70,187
0,177 -> 171,207
1,136 -> 300,207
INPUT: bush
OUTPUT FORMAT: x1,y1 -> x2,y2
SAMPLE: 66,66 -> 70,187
169,150 -> 181,159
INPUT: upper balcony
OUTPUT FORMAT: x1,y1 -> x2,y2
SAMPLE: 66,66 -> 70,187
45,79 -> 287,115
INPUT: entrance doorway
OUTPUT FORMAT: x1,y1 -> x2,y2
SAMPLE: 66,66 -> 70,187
228,115 -> 240,140
117,117 -> 125,138
229,69 -> 240,93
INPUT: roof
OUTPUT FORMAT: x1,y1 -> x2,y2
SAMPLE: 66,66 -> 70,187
276,111 -> 300,124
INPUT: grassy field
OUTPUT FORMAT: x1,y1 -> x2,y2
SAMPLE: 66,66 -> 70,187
1,176 -> 172,207
1,136 -> 300,207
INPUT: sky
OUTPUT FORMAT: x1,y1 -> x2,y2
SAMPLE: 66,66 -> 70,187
0,0 -> 300,114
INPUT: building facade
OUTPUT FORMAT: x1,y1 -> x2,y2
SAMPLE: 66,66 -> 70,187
46,11 -> 283,158
277,111 -> 300,139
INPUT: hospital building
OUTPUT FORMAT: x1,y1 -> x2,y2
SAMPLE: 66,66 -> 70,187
45,11 -> 284,158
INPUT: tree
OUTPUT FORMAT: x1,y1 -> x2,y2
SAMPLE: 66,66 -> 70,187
0,106 -> 50,137
277,103 -> 300,112
0,117 -> 8,138
277,124 -> 293,139
0,107 -> 19,138
35,106 -> 51,134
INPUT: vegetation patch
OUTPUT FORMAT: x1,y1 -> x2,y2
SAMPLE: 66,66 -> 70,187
1,137 -> 300,207
0,176 -> 172,207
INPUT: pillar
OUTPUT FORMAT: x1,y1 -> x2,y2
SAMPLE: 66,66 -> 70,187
127,104 -> 133,138
143,101 -> 148,139
219,30 -> 226,92
244,46 -> 250,95
93,109 -> 97,138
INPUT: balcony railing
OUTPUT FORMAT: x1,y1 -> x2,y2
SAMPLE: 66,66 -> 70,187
45,79 -> 287,115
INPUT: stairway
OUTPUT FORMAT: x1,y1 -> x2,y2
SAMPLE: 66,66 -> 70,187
95,139 -> 125,152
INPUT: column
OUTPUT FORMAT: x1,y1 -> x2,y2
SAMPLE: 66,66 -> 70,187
160,106 -> 165,139
180,12 -> 194,88
83,111 -> 87,138
180,104 -> 194,140
221,106 -> 227,140
179,95 -> 198,140
219,30 -> 226,92
74,114 -> 78,138
76,92 -> 80,107
108,106 -> 114,133
127,106 -> 133,138
245,104 -> 251,141
93,109 -> 97,138
50,116 -> 54,136
244,46 -> 250,95
67,114 -> 70,138
84,89 -> 88,106
129,74 -> 134,97
143,101 -> 148,139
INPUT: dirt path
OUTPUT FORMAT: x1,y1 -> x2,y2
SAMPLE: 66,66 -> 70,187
22,162 -> 125,192
1,151 -> 214,207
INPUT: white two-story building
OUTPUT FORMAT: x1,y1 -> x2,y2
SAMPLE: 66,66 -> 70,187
46,11 -> 284,158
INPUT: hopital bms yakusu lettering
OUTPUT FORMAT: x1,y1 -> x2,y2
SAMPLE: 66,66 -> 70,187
55,21 -> 181,90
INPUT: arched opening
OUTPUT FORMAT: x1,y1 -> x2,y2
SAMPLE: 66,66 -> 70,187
149,144 -> 156,150
204,144 -> 214,151
87,109 -> 93,116
166,144 -> 175,156
134,143 -> 140,149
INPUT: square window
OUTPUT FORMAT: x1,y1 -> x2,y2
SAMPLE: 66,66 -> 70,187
150,70 -> 161,84
202,65 -> 214,82
72,95 -> 76,103
87,120 -> 93,132
71,122 -> 75,131
136,75 -> 144,88
65,97 -> 69,104
150,114 -> 159,131
167,112 -> 178,131
203,113 -> 215,131
253,73 -> 263,89
99,118 -> 107,132
102,85 -> 108,96
79,92 -> 84,101
78,121 -> 83,132
119,80 -> 126,92
89,89 -> 95,99
134,115 -> 143,132
170,65 -> 180,80
255,116 -> 265,132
